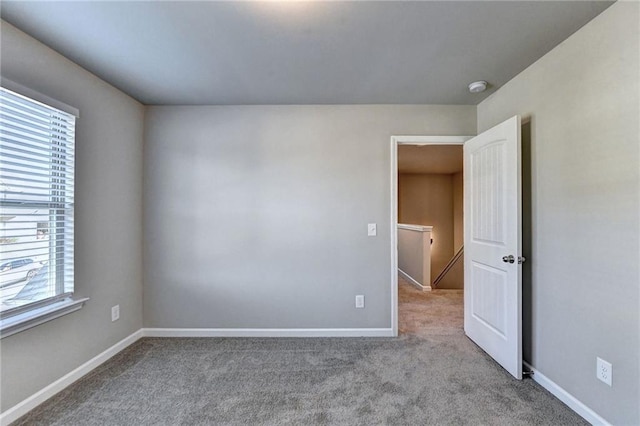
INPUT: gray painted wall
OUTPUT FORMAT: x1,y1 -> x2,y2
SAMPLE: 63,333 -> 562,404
144,105 -> 476,329
477,3 -> 639,424
0,22 -> 145,411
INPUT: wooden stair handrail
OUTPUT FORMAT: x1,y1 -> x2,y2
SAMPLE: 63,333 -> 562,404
433,245 -> 464,288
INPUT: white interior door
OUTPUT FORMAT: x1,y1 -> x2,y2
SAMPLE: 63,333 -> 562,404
464,115 -> 522,379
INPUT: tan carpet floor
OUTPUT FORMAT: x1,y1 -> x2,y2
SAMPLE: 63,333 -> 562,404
398,275 -> 464,337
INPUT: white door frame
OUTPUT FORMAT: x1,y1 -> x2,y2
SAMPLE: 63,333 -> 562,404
390,135 -> 473,336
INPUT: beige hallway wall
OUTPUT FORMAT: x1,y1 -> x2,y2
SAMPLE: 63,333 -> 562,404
398,173 -> 453,283
452,171 -> 463,250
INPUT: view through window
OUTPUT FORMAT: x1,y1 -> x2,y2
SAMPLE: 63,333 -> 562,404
0,86 -> 75,315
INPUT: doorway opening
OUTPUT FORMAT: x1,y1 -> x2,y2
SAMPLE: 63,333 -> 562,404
390,136 -> 471,336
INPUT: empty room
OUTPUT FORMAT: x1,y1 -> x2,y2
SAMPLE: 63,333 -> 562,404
0,1 -> 638,425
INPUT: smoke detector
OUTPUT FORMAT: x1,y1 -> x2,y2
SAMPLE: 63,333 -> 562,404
468,81 -> 488,93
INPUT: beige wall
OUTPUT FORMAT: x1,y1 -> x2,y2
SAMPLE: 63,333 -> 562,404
452,171 -> 463,250
398,173 -> 453,283
397,227 -> 431,288
477,2 -> 639,424
435,252 -> 463,290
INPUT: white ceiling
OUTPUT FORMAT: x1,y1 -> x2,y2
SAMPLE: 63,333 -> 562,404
398,145 -> 462,175
0,1 -> 613,105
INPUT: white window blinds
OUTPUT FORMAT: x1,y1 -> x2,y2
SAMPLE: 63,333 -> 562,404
0,86 -> 76,316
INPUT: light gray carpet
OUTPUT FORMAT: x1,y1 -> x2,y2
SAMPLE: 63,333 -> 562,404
13,335 -> 586,425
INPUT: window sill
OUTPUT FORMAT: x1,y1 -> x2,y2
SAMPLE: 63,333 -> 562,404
0,297 -> 89,339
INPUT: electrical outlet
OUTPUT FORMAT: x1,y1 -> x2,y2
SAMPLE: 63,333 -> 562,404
355,295 -> 365,309
596,357 -> 612,386
111,305 -> 120,322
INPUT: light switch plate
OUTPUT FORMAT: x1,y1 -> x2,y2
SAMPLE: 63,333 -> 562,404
367,223 -> 377,236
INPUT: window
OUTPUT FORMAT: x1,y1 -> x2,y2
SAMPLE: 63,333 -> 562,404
0,84 -> 84,336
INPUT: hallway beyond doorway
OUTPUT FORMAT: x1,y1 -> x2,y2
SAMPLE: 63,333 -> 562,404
398,274 -> 463,337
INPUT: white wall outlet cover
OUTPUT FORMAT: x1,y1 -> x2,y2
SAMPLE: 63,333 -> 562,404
111,305 -> 120,322
367,223 -> 377,236
596,357 -> 612,386
355,295 -> 365,308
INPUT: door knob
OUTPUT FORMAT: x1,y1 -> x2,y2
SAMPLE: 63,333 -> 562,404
502,255 -> 515,263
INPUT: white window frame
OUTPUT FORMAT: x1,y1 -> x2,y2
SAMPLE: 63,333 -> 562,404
0,79 -> 87,338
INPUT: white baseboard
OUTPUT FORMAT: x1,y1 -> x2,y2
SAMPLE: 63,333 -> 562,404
524,362 -> 611,426
0,329 -> 143,426
398,268 -> 431,291
142,328 -> 394,338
